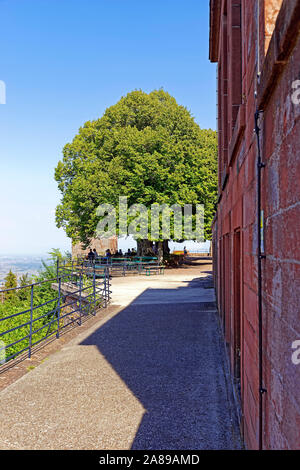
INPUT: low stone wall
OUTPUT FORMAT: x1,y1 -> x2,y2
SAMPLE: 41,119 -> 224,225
72,237 -> 118,259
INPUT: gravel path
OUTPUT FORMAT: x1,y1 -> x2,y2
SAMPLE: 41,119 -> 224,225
0,265 -> 242,449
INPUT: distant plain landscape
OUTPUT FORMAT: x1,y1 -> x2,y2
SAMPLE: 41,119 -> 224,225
0,255 -> 48,287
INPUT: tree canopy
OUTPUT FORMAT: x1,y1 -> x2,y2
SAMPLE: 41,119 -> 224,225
55,89 -> 217,245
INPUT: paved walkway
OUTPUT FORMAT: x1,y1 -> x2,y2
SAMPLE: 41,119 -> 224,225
0,263 -> 242,449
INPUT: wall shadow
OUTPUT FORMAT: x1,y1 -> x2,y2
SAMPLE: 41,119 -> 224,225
80,277 -> 240,450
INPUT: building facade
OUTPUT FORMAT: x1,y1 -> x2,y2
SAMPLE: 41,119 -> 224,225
209,0 -> 300,449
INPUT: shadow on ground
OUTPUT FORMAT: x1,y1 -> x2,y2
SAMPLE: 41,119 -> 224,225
80,275 -> 242,450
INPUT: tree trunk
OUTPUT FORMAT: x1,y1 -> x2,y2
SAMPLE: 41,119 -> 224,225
136,239 -> 154,256
137,239 -> 169,263
157,241 -> 163,264
163,240 -> 170,255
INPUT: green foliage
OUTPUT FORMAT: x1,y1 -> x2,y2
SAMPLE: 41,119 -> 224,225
0,249 -> 70,362
55,89 -> 218,243
19,273 -> 32,287
4,270 -> 17,301
18,274 -> 32,301
4,270 -> 17,289
48,248 -> 71,263
37,248 -> 71,281
0,284 -> 59,362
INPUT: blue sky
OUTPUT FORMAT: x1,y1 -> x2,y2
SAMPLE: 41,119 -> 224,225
0,0 -> 216,255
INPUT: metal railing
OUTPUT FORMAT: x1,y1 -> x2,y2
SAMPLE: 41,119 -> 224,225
0,264 -> 110,366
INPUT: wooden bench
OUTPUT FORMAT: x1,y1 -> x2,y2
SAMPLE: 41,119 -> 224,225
142,265 -> 165,276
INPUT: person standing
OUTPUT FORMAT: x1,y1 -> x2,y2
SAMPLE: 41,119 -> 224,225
87,249 -> 94,260
87,249 -> 94,266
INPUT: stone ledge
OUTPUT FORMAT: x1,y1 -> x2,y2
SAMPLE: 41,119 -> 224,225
229,104 -> 246,167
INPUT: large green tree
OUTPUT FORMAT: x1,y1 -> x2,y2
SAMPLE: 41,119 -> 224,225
55,90 -> 217,251
4,270 -> 17,301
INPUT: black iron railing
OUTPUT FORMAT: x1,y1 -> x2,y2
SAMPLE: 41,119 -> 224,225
0,264 -> 110,366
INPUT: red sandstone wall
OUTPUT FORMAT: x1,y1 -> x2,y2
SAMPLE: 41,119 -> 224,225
260,28 -> 300,449
210,0 -> 300,450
